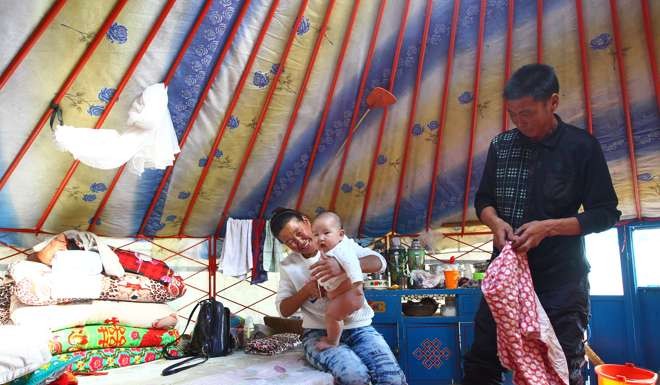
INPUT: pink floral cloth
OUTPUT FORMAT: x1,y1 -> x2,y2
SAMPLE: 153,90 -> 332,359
482,243 -> 569,385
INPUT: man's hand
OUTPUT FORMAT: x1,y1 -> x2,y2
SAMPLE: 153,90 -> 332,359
492,218 -> 515,251
511,220 -> 549,253
310,252 -> 343,283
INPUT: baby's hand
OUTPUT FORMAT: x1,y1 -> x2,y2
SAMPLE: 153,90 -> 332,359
311,251 -> 343,283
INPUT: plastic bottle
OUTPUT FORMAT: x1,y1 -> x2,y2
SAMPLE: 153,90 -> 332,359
407,238 -> 425,272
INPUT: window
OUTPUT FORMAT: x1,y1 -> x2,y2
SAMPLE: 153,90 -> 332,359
632,227 -> 660,287
585,228 -> 623,295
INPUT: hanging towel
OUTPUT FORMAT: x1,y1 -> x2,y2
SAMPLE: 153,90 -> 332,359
482,243 -> 569,385
220,218 -> 253,278
250,219 -> 268,284
53,83 -> 180,176
263,220 -> 284,272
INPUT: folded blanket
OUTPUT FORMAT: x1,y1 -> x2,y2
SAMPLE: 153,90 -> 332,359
113,249 -> 186,298
12,261 -> 180,305
0,280 -> 13,325
0,325 -> 52,384
50,325 -> 179,354
10,297 -> 177,331
60,346 -> 178,373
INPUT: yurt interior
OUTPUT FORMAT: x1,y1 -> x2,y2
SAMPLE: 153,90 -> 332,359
0,0 -> 659,384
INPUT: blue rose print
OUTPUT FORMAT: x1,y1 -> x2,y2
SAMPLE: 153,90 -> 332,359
178,191 -> 191,199
82,194 -> 96,202
166,215 -> 177,222
198,158 -> 207,167
155,222 -> 166,231
590,33 -> 612,50
88,217 -> 102,225
215,149 -> 223,158
271,63 -> 280,75
355,180 -> 365,189
458,91 -> 473,104
315,207 -> 325,215
412,123 -> 424,136
428,120 -> 439,130
90,182 -> 107,193
377,154 -> 387,165
638,173 -> 654,181
97,87 -> 116,103
106,23 -> 128,44
341,183 -> 353,193
253,71 -> 270,88
297,17 -> 310,36
228,115 -> 239,129
87,105 -> 104,116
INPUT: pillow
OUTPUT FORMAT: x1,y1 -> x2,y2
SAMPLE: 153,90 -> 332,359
0,325 -> 52,384
9,356 -> 81,385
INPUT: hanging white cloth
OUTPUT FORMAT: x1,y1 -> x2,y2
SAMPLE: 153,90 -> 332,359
53,83 -> 180,175
220,218 -> 253,278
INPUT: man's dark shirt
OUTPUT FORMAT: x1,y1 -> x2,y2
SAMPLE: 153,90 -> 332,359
475,115 -> 621,291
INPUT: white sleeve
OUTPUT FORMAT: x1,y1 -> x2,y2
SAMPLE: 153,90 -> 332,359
327,241 -> 363,284
274,265 -> 296,317
344,237 -> 387,273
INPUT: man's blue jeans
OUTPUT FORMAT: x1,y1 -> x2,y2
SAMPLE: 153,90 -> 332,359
302,326 -> 407,385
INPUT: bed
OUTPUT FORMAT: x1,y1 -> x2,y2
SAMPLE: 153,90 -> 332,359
77,349 -> 333,385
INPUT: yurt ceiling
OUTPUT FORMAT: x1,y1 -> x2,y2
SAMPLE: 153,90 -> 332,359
0,0 -> 658,242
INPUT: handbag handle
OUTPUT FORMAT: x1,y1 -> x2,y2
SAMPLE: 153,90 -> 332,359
162,300 -> 205,359
161,352 -> 208,376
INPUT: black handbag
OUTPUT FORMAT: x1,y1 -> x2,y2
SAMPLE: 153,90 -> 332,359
162,298 -> 233,376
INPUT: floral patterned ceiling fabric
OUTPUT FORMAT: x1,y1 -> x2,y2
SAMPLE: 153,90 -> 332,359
0,0 -> 658,242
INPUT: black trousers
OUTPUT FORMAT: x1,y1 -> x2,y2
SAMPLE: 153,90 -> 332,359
463,277 -> 590,385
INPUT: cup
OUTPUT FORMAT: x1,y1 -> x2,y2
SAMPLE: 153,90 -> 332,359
444,269 -> 460,289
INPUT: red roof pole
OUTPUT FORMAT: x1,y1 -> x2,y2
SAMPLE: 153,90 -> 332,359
89,0 -> 216,234
35,0 -> 177,233
328,0 -> 387,211
575,0 -> 593,134
295,1 -> 361,211
425,0 -> 461,231
460,0 -> 487,235
609,0 -> 641,219
640,0 -> 659,111
0,0 -> 67,90
536,0 -> 543,63
0,0 -> 129,192
215,1 -> 310,236
176,0 -> 280,236
391,0 -> 432,233
357,0 -> 411,237
502,0 -> 514,132
259,0 -> 337,219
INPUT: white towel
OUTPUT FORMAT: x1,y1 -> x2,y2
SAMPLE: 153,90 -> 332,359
53,83 -> 180,175
220,219 -> 253,278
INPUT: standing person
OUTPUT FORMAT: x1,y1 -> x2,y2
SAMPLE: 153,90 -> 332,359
271,208 -> 406,385
464,64 -> 621,385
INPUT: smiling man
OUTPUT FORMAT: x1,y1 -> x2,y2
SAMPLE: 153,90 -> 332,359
463,64 -> 621,385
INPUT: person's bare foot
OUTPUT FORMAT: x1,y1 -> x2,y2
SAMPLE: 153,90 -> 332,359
315,337 -> 337,351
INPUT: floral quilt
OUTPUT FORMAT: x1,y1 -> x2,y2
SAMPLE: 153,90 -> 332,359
49,324 -> 178,354
58,346 -> 177,373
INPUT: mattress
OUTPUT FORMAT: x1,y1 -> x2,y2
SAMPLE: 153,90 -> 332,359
77,349 -> 333,385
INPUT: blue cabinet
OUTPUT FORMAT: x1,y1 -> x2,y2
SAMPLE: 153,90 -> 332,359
366,289 -> 481,385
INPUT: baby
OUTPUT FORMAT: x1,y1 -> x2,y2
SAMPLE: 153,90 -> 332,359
311,212 -> 366,350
